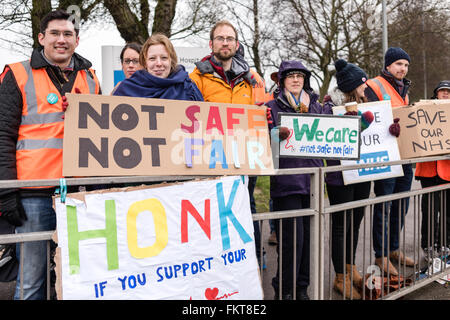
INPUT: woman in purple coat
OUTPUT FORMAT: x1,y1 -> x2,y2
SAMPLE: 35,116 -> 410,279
267,60 -> 331,300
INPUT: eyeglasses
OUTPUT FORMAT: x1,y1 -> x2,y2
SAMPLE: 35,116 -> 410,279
123,59 -> 139,65
213,36 -> 236,43
46,30 -> 75,38
286,74 -> 305,80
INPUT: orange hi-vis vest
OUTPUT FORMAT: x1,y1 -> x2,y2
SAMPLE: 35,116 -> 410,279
366,76 -> 409,107
415,159 -> 450,181
7,60 -> 100,181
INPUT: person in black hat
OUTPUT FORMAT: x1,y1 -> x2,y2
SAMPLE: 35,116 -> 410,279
324,59 -> 374,299
365,47 -> 415,276
431,80 -> 450,99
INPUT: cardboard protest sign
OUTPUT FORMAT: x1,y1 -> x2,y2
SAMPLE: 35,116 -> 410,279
332,100 -> 403,184
63,94 -> 274,176
392,99 -> 450,159
278,113 -> 361,160
54,176 -> 263,300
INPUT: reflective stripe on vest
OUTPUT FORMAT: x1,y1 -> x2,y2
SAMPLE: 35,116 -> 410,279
366,76 -> 409,107
8,60 -> 100,181
20,61 -> 64,125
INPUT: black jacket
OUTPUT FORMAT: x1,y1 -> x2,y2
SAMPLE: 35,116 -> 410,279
0,48 -> 99,197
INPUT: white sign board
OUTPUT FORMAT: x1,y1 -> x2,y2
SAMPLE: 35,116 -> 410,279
278,113 -> 361,160
55,176 -> 263,300
332,100 -> 403,184
101,46 -> 210,95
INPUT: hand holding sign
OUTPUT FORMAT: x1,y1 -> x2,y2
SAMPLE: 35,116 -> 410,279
61,88 -> 82,119
389,118 -> 401,137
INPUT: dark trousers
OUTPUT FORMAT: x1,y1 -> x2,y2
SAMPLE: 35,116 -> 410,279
271,194 -> 310,296
248,176 -> 262,260
419,176 -> 450,249
327,182 -> 371,274
373,164 -> 413,258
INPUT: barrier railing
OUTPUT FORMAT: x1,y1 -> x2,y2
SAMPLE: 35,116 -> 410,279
1,155 -> 450,300
319,155 -> 450,300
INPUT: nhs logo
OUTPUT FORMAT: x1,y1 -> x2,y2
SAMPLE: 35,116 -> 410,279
357,151 -> 391,176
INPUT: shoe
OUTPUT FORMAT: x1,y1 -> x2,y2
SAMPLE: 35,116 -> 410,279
346,264 -> 363,289
389,250 -> 415,267
0,245 -> 13,268
268,231 -> 277,245
273,291 -> 292,300
333,273 -> 361,300
438,246 -> 450,257
423,246 -> 438,262
375,257 -> 399,276
296,287 -> 310,300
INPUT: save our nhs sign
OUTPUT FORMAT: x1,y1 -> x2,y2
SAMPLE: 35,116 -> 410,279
332,100 -> 403,185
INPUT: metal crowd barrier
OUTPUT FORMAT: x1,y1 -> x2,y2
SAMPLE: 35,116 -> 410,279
1,155 -> 450,300
319,155 -> 450,300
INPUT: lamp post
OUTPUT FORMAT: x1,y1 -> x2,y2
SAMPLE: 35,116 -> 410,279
382,0 -> 388,54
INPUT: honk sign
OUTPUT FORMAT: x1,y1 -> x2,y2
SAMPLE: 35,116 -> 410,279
54,176 -> 263,300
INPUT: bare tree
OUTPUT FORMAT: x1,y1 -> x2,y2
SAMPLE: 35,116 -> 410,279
221,0 -> 278,82
0,0 -> 219,53
0,0 -> 102,51
386,0 -> 450,102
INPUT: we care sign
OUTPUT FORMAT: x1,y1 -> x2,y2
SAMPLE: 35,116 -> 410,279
54,176 -> 263,300
63,94 -> 274,177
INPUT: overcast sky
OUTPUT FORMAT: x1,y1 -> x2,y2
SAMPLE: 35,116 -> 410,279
1,25 -> 128,81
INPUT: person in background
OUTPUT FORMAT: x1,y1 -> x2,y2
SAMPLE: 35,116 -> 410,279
111,42 -> 142,94
365,47 -> 414,276
113,33 -> 203,101
267,60 -> 330,300
415,80 -> 450,259
0,9 -> 101,300
121,42 -> 142,79
324,59 -> 374,300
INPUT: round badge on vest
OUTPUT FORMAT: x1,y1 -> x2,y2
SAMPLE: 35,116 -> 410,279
47,93 -> 59,104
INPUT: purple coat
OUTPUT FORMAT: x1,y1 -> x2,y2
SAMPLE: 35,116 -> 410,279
268,91 -> 331,198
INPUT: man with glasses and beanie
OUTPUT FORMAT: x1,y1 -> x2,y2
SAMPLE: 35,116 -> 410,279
0,9 -> 101,299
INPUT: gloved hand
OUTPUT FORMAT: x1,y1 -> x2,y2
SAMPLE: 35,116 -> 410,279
61,88 -> 81,119
344,110 -> 374,132
266,107 -> 273,125
0,192 -> 27,226
360,111 -> 374,131
389,117 -> 401,137
278,126 -> 290,141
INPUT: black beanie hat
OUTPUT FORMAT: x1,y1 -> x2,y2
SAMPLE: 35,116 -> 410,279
334,59 -> 367,93
432,80 -> 450,98
384,47 -> 410,68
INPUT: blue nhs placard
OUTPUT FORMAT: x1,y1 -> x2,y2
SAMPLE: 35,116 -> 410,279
357,151 -> 391,176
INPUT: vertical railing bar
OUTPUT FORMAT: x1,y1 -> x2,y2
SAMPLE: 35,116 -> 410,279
20,242 -> 24,300
293,217 -> 297,300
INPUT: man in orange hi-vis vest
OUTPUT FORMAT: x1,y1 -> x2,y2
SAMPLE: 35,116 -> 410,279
365,47 -> 414,276
0,10 -> 101,300
415,80 -> 450,257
